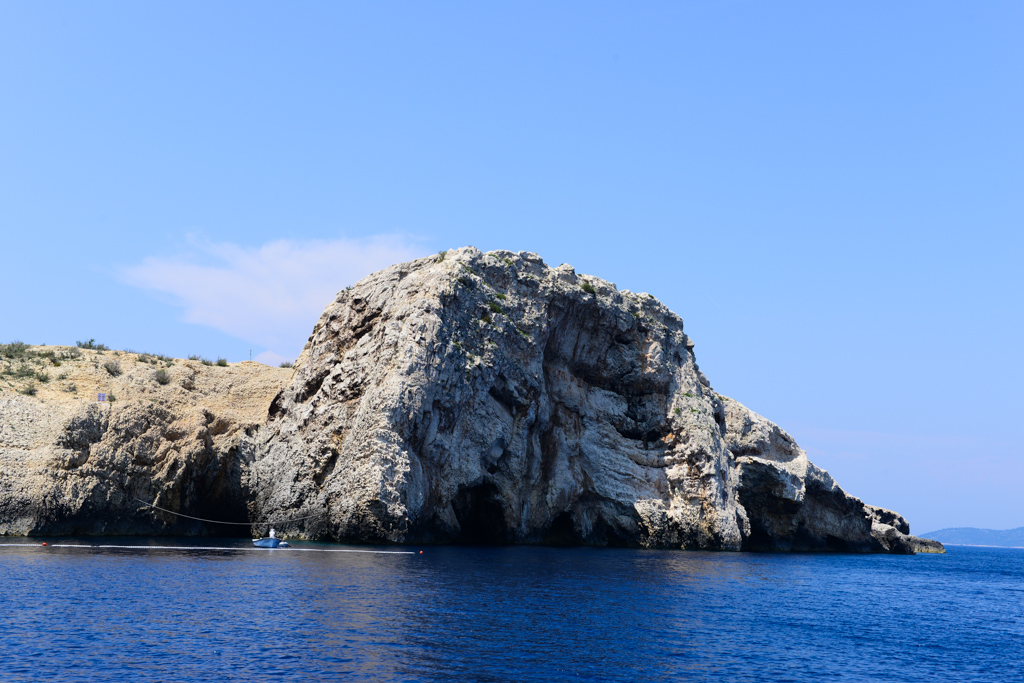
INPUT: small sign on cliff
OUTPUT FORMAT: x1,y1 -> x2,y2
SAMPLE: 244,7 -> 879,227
97,393 -> 106,403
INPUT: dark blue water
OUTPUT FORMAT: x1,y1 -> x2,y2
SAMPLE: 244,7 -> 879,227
0,540 -> 1020,682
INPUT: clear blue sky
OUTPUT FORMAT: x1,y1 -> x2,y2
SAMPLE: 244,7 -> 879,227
2,2 -> 1021,533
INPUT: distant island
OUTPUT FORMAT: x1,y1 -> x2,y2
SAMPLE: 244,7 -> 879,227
920,527 -> 1024,548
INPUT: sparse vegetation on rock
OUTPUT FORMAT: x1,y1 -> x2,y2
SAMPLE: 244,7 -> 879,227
0,344 -> 292,536
0,342 -> 30,358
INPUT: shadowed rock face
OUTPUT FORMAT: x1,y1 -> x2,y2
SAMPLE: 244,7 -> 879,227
0,399 -> 253,536
723,401 -> 942,554
252,247 -> 943,554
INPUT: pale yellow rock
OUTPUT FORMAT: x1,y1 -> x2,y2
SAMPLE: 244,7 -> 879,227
0,345 -> 290,535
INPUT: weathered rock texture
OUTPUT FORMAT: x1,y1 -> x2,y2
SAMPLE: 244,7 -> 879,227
252,247 -> 943,553
723,401 -> 944,554
0,346 -> 290,536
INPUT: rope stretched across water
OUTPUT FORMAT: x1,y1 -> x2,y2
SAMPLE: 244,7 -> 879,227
133,497 -> 323,527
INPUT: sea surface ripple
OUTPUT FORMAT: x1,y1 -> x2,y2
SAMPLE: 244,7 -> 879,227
0,540 -> 1020,682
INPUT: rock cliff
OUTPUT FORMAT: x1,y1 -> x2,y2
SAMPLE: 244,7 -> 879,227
0,345 -> 290,536
723,400 -> 942,553
251,247 -> 943,554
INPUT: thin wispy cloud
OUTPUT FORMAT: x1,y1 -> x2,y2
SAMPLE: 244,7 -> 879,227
122,235 -> 425,360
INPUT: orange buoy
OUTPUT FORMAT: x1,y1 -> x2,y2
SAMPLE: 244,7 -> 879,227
419,550 -> 423,554
42,542 -> 47,546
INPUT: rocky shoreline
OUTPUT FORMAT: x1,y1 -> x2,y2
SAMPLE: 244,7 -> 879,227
0,248 -> 944,554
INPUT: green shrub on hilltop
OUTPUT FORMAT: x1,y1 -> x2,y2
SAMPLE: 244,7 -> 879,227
581,281 -> 597,295
0,342 -> 30,358
0,344 -> 80,364
153,369 -> 171,385
137,352 -> 174,365
77,339 -> 109,351
216,358 -> 228,367
279,361 -> 294,368
103,360 -> 122,377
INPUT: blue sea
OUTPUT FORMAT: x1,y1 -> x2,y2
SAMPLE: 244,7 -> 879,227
0,540 -> 1020,682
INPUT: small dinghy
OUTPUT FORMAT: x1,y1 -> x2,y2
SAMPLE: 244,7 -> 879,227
253,527 -> 289,548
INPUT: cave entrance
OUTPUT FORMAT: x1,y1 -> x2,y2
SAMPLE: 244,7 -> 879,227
541,511 -> 577,546
451,482 -> 510,545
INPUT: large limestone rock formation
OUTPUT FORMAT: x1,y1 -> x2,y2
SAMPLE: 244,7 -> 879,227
0,346 -> 290,536
252,247 -> 942,553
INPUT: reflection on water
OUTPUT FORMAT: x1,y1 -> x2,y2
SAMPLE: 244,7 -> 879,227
0,539 -> 1020,682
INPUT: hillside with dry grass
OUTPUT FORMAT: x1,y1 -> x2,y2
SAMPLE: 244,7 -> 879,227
0,341 -> 292,536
